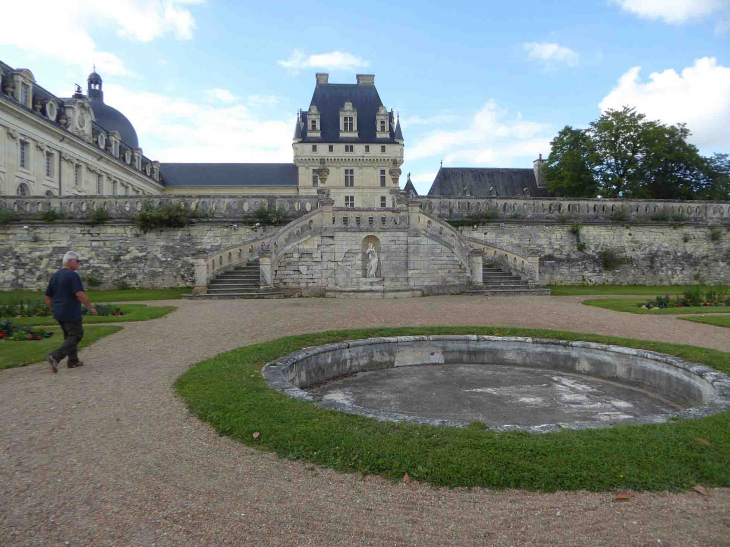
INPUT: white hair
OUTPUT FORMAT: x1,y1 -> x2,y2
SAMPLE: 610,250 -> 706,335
63,251 -> 81,264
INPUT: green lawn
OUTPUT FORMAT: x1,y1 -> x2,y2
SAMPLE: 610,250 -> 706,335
175,326 -> 730,492
9,304 -> 176,326
680,315 -> 730,328
583,298 -> 730,315
0,288 -> 191,304
548,284 -> 730,296
1,326 -> 122,370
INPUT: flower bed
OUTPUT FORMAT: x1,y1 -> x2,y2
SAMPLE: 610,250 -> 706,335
0,320 -> 53,341
0,300 -> 124,318
641,286 -> 730,310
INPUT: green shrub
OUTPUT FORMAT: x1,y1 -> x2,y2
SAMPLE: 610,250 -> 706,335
466,209 -> 499,224
133,203 -> 197,233
39,210 -> 63,222
557,214 -> 568,223
671,213 -> 687,222
650,211 -> 669,221
569,223 -> 581,235
576,242 -> 586,252
89,207 -> 110,226
0,210 -> 14,225
510,211 -> 524,220
710,227 -> 722,241
601,249 -> 625,270
683,286 -> 704,307
113,278 -> 132,290
610,210 -> 628,221
683,234 -> 690,243
83,274 -> 103,287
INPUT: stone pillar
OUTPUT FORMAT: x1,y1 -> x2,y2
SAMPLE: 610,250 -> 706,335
193,258 -> 208,294
470,249 -> 485,285
527,256 -> 540,284
407,199 -> 421,228
259,247 -> 273,288
320,198 -> 335,229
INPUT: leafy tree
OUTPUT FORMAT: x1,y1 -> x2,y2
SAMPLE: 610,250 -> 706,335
543,126 -> 597,197
700,153 -> 730,201
545,106 -> 712,200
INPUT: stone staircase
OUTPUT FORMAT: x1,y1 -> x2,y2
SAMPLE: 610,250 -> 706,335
466,262 -> 551,296
192,259 -> 286,299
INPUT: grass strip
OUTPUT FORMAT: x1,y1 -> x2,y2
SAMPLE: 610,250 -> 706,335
548,285 -> 730,296
0,288 -> 191,303
174,326 -> 730,492
1,325 -> 121,370
10,304 -> 176,326
680,315 -> 730,329
583,298 -> 730,315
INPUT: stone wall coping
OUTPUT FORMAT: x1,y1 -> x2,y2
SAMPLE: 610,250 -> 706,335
261,335 -> 730,432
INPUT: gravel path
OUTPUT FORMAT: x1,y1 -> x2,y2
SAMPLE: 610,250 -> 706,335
2,295 -> 729,547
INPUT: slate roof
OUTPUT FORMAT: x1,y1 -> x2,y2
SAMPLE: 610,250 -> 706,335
300,83 -> 398,143
160,163 -> 298,187
403,176 -> 418,196
90,97 -> 139,149
426,167 -> 549,198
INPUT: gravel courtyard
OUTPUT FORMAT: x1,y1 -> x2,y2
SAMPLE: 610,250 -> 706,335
2,295 -> 729,547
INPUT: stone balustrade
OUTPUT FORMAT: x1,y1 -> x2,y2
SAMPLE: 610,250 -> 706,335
467,238 -> 540,283
0,195 -> 319,221
415,196 -> 730,224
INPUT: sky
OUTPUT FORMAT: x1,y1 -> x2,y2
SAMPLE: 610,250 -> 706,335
1,0 -> 729,195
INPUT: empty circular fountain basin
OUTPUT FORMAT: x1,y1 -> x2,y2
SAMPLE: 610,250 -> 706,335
262,336 -> 730,432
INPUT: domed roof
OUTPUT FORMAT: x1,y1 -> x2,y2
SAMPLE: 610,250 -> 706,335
87,70 -> 139,149
91,101 -> 139,149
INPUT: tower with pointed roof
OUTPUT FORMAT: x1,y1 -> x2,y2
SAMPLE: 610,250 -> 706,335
292,73 -> 404,208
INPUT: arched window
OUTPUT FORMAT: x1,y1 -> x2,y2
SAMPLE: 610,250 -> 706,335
17,183 -> 30,196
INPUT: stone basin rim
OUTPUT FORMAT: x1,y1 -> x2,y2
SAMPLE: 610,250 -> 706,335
261,335 -> 730,433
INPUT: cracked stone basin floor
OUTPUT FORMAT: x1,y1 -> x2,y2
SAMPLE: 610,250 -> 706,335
313,364 -> 685,426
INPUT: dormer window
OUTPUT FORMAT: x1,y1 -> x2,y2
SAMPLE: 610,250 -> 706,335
306,105 -> 321,138
311,120 -> 317,131
21,84 -> 29,107
380,121 -> 386,132
339,101 -> 358,137
376,105 -> 390,139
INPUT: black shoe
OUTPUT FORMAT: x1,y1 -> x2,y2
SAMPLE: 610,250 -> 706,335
48,355 -> 59,374
67,361 -> 84,369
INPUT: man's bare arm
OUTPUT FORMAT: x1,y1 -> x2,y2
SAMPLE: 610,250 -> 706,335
44,295 -> 52,307
75,291 -> 98,315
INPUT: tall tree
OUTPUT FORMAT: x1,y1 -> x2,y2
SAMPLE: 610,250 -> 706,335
700,153 -> 730,201
543,126 -> 597,197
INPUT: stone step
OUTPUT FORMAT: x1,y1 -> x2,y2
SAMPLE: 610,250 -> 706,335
214,275 -> 260,280
207,286 -> 279,293
208,283 -> 260,288
466,288 -> 552,296
483,282 -> 531,288
188,293 -> 286,300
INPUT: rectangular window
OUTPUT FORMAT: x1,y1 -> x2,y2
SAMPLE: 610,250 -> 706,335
381,145 -> 386,153
381,196 -> 387,208
328,145 -> 333,152
97,174 -> 103,194
312,145 -> 317,152
125,185 -> 130,196
345,145 -> 353,153
21,84 -> 29,106
311,120 -> 317,130
74,164 -> 80,185
345,196 -> 354,208
312,172 -> 318,187
344,116 -> 353,132
380,121 -> 386,132
46,152 -> 53,177
365,145 -> 369,153
112,181 -> 118,195
344,168 -> 354,187
19,141 -> 27,168
380,169 -> 386,187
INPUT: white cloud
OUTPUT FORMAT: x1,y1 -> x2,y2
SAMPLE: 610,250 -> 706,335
611,0 -> 728,23
599,57 -> 730,149
400,113 -> 457,127
247,95 -> 279,107
408,100 -> 551,167
524,42 -> 580,69
101,83 -> 294,163
0,0 -> 203,76
205,89 -> 238,103
277,50 -> 370,75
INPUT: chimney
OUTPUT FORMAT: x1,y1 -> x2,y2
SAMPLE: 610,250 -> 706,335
356,74 -> 375,86
316,73 -> 329,85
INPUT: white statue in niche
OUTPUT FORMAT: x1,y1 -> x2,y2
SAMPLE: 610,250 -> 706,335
365,243 -> 378,278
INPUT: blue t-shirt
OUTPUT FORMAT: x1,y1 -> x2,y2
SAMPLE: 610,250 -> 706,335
45,268 -> 84,322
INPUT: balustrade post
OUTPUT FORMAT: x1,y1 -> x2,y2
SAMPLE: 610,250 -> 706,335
193,258 -> 208,294
470,249 -> 485,285
259,246 -> 273,288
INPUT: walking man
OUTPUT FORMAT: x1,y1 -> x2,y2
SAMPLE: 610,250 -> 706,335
44,251 -> 97,373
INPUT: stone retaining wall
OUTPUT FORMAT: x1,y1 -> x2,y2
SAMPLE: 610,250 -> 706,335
460,223 -> 730,285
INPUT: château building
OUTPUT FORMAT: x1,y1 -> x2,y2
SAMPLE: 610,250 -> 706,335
1,59 -> 546,201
